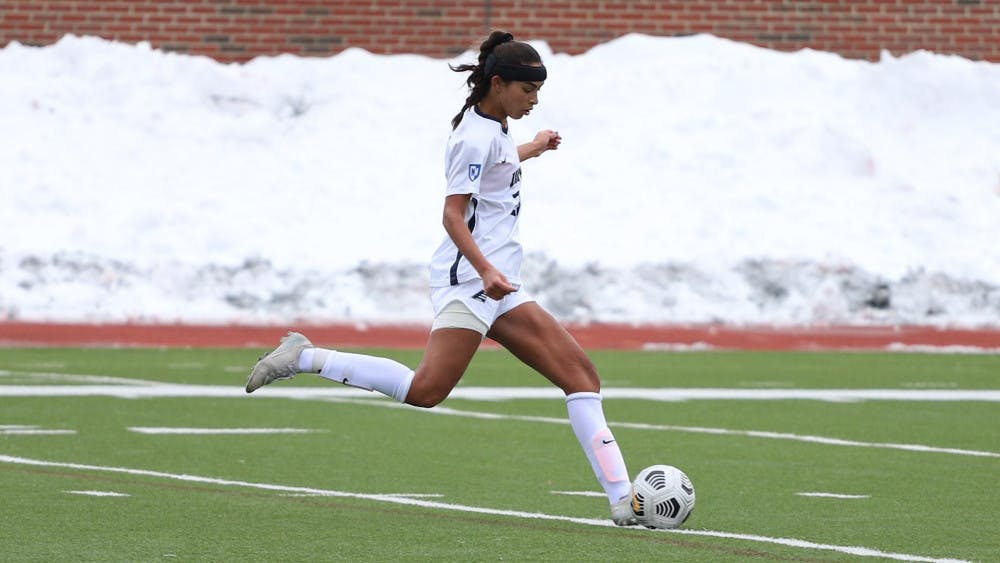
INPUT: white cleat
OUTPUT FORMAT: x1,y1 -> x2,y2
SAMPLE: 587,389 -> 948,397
610,495 -> 638,526
245,331 -> 313,393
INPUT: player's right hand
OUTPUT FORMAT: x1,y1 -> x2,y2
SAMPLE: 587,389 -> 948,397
481,267 -> 518,300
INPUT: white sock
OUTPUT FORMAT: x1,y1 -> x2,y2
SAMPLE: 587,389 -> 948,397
304,348 -> 413,403
566,391 -> 632,504
298,348 -> 315,372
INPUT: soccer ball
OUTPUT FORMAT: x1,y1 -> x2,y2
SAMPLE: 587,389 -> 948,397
631,465 -> 695,529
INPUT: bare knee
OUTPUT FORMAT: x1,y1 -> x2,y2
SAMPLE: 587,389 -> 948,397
560,356 -> 601,395
580,357 -> 602,392
405,390 -> 447,409
404,371 -> 452,408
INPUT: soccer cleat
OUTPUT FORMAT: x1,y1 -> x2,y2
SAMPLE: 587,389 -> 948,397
245,331 -> 313,393
610,494 -> 638,526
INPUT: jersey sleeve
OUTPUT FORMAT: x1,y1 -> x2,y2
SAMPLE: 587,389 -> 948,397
444,138 -> 489,196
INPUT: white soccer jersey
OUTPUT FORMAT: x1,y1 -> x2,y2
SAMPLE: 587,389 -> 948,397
429,107 -> 524,287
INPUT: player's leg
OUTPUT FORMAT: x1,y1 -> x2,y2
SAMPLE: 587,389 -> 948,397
245,331 -> 418,401
245,308 -> 483,406
487,301 -> 599,393
487,301 -> 636,525
300,324 -> 481,407
403,327 -> 482,407
403,287 -> 492,407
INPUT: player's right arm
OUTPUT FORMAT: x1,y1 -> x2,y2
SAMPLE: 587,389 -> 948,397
518,129 -> 561,161
442,194 -> 517,300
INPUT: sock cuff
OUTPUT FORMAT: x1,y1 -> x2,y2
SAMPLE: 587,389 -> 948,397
392,370 -> 415,403
298,348 -> 315,372
565,391 -> 602,403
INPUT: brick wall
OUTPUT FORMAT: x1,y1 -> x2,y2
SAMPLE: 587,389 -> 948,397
1,0 -> 997,62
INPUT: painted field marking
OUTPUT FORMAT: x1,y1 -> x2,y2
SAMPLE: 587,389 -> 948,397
0,454 -> 968,563
0,370 -> 159,386
3,383 -> 1000,402
797,492 -> 871,499
885,344 -> 1000,355
3,382 -> 997,458
64,490 -> 130,497
127,427 -> 325,435
283,493 -> 444,499
329,397 -> 1000,459
552,490 -> 605,498
0,425 -> 76,436
641,342 -> 714,351
606,420 -> 1000,459
638,343 -> 1000,354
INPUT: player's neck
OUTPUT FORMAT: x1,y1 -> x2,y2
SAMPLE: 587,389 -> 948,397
475,100 -> 508,129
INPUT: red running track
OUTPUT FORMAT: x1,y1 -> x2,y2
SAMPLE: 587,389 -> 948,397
1,322 -> 999,351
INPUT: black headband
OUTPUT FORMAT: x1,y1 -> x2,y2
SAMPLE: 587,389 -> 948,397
484,53 -> 547,82
495,62 -> 547,82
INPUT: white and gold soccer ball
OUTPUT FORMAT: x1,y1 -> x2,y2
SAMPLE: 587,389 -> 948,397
631,465 -> 696,529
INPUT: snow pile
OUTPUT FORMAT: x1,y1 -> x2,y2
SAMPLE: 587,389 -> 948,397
1,34 -> 999,326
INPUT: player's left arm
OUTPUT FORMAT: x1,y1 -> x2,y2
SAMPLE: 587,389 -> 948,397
518,130 -> 561,161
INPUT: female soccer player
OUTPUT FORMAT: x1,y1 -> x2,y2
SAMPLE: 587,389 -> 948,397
246,30 -> 637,526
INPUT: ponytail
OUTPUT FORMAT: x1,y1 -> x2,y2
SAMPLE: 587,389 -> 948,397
450,31 -> 542,129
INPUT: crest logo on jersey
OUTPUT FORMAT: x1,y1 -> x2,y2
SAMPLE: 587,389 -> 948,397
468,163 -> 482,182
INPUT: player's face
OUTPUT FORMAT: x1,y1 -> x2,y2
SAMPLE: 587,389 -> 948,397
508,80 -> 542,119
498,76 -> 543,120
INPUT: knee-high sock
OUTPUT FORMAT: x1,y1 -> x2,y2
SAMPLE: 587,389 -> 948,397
300,348 -> 413,403
566,391 -> 632,504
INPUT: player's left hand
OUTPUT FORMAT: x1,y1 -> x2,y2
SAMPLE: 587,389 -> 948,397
533,129 -> 561,153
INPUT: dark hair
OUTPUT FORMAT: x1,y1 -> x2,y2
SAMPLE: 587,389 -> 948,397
450,31 -> 543,129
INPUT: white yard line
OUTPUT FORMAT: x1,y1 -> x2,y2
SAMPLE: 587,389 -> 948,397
329,398 -> 1000,459
0,454 -> 968,563
64,490 -> 130,497
797,492 -> 871,499
127,427 -> 325,435
0,370 -> 160,386
3,384 -> 1000,402
552,490 -> 606,497
641,342 -> 716,351
3,382 -> 996,458
884,344 -> 1000,354
282,492 -> 444,498
0,429 -> 76,435
606,420 -> 1000,459
0,425 -> 76,436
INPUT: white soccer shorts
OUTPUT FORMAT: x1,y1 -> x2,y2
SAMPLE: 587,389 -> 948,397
430,279 -> 534,335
